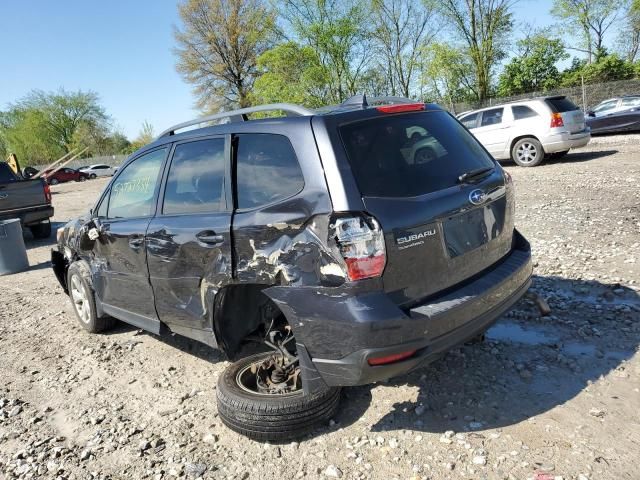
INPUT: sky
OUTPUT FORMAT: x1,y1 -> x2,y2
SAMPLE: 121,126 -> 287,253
0,1 -> 622,140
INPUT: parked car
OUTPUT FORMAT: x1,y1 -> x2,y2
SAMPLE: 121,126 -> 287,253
586,95 -> 640,134
51,97 -> 532,440
80,164 -> 116,178
43,167 -> 89,185
0,162 -> 53,238
458,96 -> 591,167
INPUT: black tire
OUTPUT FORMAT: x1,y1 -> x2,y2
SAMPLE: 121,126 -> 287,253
78,176 -> 87,182
548,150 -> 569,160
89,173 -> 97,179
67,261 -> 115,333
29,221 -> 52,239
217,352 -> 341,441
511,137 -> 544,167
49,178 -> 59,185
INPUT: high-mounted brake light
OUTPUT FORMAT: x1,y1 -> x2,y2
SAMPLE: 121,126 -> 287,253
550,112 -> 564,128
43,183 -> 52,204
333,216 -> 386,281
368,349 -> 417,366
376,103 -> 425,114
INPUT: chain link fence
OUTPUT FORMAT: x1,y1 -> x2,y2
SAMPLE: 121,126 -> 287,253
448,79 -> 640,115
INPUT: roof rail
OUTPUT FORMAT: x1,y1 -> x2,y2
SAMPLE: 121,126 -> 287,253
158,103 -> 315,138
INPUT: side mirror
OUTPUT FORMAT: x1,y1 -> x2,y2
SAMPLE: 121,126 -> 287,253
587,111 -> 596,117
79,218 -> 105,250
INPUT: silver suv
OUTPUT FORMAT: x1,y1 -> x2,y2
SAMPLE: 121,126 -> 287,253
458,96 -> 591,167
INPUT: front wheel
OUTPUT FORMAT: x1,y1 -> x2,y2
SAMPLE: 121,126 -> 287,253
89,173 -> 97,179
217,352 -> 341,441
511,138 -> 544,167
49,178 -> 59,185
67,261 -> 115,333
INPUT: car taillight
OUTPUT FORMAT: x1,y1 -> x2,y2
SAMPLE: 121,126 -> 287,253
376,103 -> 425,113
550,112 -> 564,128
332,215 -> 386,281
44,183 -> 52,203
368,349 -> 417,366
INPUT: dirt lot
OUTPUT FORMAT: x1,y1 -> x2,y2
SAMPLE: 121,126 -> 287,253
1,138 -> 639,480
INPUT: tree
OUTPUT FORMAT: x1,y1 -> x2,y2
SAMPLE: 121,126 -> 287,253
281,0 -> 372,103
561,53 -> 636,85
125,121 -> 156,153
421,42 -> 476,109
370,0 -> 440,98
174,0 -> 277,111
551,0 -> 624,63
252,42 -> 330,107
437,0 -> 515,102
617,0 -> 640,62
497,33 -> 568,96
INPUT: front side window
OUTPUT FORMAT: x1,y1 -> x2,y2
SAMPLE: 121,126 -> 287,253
107,148 -> 166,219
235,134 -> 304,209
96,190 -> 109,218
459,112 -> 479,129
163,138 -> 226,215
480,108 -> 504,127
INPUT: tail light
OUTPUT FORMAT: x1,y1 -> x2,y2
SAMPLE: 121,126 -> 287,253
332,215 -> 386,281
550,112 -> 564,128
43,183 -> 52,203
368,349 -> 417,366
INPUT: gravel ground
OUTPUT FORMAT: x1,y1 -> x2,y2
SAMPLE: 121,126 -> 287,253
0,139 -> 639,480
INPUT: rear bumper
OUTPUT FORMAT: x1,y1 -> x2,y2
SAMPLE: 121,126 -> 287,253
543,129 -> 591,153
0,205 -> 54,226
266,232 -> 533,390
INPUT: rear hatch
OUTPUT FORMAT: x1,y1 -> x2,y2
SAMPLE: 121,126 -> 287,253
545,96 -> 586,133
339,109 -> 515,308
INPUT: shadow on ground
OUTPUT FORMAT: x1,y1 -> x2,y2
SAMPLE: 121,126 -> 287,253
554,149 -> 618,163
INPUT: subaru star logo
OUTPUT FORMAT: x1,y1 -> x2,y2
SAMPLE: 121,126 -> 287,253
469,189 -> 486,205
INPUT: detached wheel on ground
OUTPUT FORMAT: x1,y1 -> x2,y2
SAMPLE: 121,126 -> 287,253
67,261 -> 115,333
29,221 -> 52,239
511,137 -> 545,167
217,351 -> 341,441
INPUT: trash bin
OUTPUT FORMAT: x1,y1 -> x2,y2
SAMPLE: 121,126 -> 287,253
0,219 -> 29,275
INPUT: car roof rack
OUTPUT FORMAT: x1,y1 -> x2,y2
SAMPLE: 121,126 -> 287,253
158,103 -> 315,138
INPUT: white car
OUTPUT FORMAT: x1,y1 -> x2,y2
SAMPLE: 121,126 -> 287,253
458,96 -> 591,167
80,164 -> 116,178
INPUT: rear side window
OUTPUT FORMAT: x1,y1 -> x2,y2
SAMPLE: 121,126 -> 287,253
459,112 -> 479,129
108,148 -> 166,219
163,138 -> 226,215
340,111 -> 495,198
546,97 -> 579,112
235,134 -> 304,209
621,97 -> 640,107
480,108 -> 504,126
512,105 -> 538,120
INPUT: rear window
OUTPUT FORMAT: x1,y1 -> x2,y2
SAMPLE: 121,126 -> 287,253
0,164 -> 18,183
545,97 -> 579,112
340,111 -> 495,198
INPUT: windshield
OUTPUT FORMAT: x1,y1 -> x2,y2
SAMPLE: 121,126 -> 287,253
339,111 -> 495,198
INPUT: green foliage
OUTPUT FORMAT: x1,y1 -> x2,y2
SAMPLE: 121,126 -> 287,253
421,43 -> 476,106
174,0 -> 277,111
0,89 -> 120,166
281,0 -> 371,103
497,34 -> 568,96
437,0 -> 514,101
561,54 -> 637,86
251,42 -> 329,107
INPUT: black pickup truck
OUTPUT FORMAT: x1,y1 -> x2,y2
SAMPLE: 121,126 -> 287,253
0,162 -> 54,238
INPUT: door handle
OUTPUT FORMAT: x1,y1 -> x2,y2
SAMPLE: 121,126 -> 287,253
129,236 -> 145,249
196,231 -> 224,245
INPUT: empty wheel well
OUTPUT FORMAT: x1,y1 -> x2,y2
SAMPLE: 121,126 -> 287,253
213,285 -> 289,360
510,135 -> 543,153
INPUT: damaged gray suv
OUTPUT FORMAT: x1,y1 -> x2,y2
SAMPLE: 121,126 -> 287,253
52,96 -> 532,441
